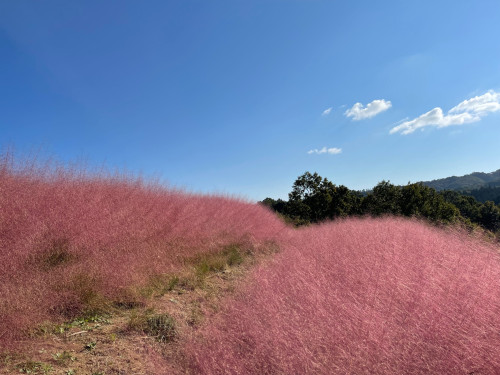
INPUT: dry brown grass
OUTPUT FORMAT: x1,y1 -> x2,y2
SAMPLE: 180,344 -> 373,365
0,241 -> 279,375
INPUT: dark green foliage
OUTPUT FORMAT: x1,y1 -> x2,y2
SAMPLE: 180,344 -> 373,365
401,183 -> 458,223
361,182 -> 458,223
363,181 -> 402,216
479,201 -> 500,232
284,200 -> 313,223
285,172 -> 362,223
440,190 -> 482,222
262,171 -> 500,235
464,185 -> 500,204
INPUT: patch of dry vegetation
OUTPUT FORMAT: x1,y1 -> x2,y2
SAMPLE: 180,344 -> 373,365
1,239 -> 278,375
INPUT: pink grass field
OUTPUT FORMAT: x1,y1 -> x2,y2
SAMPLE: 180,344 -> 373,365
2,156 -> 500,374
187,218 -> 500,374
0,156 -> 285,349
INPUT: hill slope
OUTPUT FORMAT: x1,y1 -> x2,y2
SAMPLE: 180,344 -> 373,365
2,156 -> 500,374
0,156 -> 285,353
421,169 -> 500,191
188,218 -> 500,374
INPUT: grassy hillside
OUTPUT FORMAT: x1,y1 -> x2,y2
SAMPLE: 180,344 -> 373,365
0,155 -> 285,354
2,156 -> 500,374
188,218 -> 500,374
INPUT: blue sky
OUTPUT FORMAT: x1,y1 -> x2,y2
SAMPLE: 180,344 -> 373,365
1,1 -> 500,201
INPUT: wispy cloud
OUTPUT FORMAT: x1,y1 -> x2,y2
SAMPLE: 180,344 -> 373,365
390,90 -> 500,135
345,99 -> 392,120
322,107 -> 333,116
307,147 -> 342,155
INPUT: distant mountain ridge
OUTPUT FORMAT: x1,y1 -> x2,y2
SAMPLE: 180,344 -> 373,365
421,169 -> 500,191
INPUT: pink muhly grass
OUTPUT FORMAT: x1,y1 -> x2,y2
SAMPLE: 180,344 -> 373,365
0,155 -> 286,349
188,217 -> 500,374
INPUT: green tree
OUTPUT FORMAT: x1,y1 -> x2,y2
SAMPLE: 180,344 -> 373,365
288,172 -> 362,222
440,190 -> 482,223
328,185 -> 362,218
401,183 -> 458,223
289,172 -> 332,222
479,201 -> 500,232
363,181 -> 401,216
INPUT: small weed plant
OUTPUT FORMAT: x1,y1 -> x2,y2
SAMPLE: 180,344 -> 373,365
127,310 -> 177,343
52,351 -> 76,365
16,360 -> 53,374
83,341 -> 96,352
146,314 -> 177,343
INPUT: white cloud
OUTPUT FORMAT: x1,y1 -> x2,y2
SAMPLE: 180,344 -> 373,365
448,90 -> 500,115
345,99 -> 392,120
322,107 -> 333,116
307,147 -> 342,155
390,90 -> 500,135
321,107 -> 333,116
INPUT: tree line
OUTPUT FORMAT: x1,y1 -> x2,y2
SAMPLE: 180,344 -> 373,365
261,172 -> 500,234
463,185 -> 500,205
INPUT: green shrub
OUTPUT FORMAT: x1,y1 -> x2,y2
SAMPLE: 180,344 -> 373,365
146,313 -> 177,343
127,310 -> 177,343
